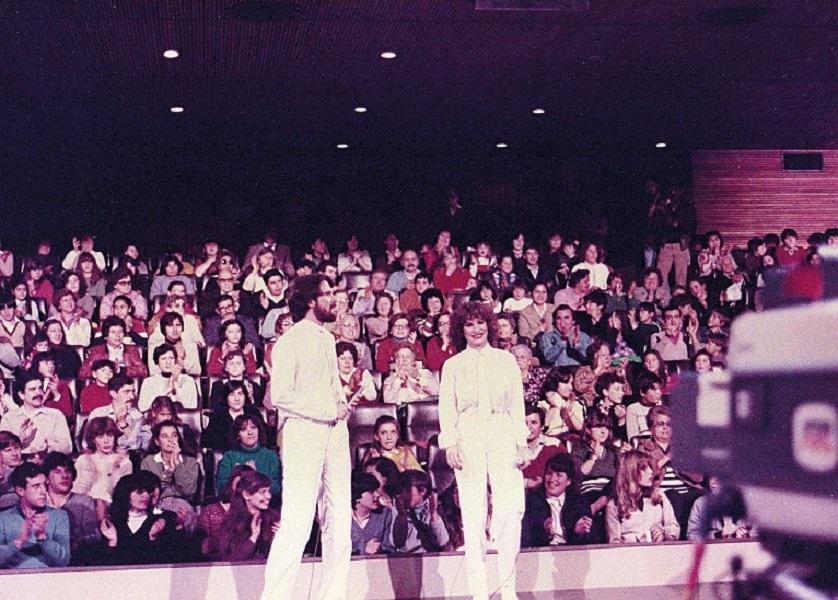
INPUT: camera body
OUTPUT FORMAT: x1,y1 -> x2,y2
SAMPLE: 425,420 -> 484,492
671,292 -> 838,564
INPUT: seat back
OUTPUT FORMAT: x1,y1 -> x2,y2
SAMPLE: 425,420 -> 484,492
404,399 -> 440,447
426,441 -> 455,494
342,271 -> 372,293
178,408 -> 203,435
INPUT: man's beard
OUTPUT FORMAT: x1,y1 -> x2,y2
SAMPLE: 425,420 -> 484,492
314,304 -> 336,323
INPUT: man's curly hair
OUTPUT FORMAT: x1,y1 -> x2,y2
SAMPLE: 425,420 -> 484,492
450,301 -> 497,351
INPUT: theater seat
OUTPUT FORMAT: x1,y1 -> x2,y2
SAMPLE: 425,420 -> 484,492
341,271 -> 372,292
404,399 -> 440,448
426,440 -> 455,495
177,408 -> 203,435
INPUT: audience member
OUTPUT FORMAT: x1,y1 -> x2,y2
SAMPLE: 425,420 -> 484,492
140,421 -> 200,505
43,452 -> 100,564
392,469 -> 449,553
203,381 -> 266,452
0,462 -> 70,568
0,432 -> 24,508
215,415 -> 281,497
79,316 -> 148,379
78,360 -> 116,413
382,344 -> 438,405
336,342 -> 377,404
511,344 -> 548,406
99,269 -> 149,321
31,351 -> 74,418
88,375 -> 145,452
96,472 -> 183,565
521,454 -> 595,547
362,416 -> 422,472
0,371 -> 72,455
605,450 -> 679,543
138,344 -> 199,411
73,417 -> 133,519
540,305 -> 592,367
374,313 -> 426,374
521,405 -> 563,490
625,373 -> 664,442
516,283 -> 554,341
217,470 -> 280,561
350,471 -> 395,556
197,464 -> 253,559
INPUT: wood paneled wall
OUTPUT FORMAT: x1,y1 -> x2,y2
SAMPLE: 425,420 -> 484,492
692,150 -> 838,248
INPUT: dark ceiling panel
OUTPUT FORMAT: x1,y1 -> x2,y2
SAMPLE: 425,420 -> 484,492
1,0 -> 837,185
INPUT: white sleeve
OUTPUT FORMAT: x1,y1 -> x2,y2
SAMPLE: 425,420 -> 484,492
437,359 -> 458,449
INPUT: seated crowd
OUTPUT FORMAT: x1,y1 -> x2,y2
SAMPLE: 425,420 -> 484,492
1,220 -> 827,569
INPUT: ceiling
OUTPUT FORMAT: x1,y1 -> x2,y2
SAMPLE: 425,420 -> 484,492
3,1 -> 837,152
1,1 -> 836,247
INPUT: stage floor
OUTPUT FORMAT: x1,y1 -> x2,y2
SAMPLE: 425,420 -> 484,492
5,541 -> 769,600
428,583 -> 734,599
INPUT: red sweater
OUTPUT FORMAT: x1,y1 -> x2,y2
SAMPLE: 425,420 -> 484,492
433,267 -> 470,295
424,337 -> 457,371
207,346 -> 258,378
79,382 -> 112,413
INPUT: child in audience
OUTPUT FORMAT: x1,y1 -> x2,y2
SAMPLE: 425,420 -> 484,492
363,416 -> 422,472
627,302 -> 660,355
79,359 -> 116,413
468,241 -> 497,279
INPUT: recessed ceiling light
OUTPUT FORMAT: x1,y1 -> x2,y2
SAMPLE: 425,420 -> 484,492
170,106 -> 184,113
163,49 -> 179,59
655,142 -> 667,148
532,108 -> 546,115
496,142 -> 509,149
354,107 -> 367,113
336,143 -> 349,149
380,51 -> 397,59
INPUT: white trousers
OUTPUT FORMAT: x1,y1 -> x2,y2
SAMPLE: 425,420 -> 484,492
261,418 -> 351,600
455,427 -> 524,600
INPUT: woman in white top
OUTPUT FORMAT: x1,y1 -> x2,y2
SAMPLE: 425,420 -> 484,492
605,450 -> 679,543
571,243 -> 611,291
74,416 -> 133,519
53,288 -> 92,347
138,344 -> 199,411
